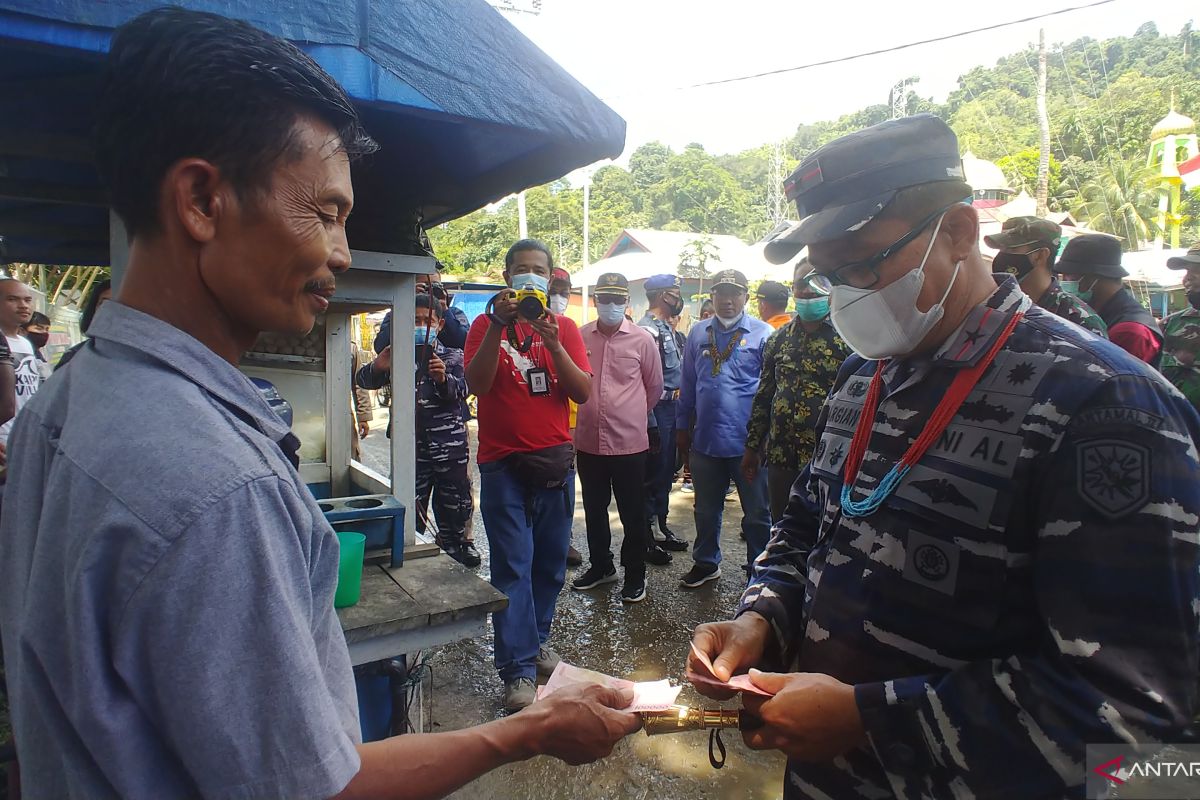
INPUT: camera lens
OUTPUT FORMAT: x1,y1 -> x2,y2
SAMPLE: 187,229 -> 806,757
517,295 -> 545,320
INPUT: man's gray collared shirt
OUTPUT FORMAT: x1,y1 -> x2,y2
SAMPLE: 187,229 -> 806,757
0,302 -> 361,799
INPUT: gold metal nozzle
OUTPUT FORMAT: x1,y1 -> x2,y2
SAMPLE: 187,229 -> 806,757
641,706 -> 744,736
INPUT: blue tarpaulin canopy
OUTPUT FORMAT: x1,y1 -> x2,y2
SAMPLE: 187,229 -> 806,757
0,0 -> 626,264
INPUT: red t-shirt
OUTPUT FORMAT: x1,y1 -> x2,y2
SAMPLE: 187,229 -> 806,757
465,314 -> 591,463
1107,321 -> 1162,364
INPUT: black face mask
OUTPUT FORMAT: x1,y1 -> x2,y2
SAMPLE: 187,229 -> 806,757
1188,291 -> 1200,310
992,252 -> 1036,280
26,332 -> 48,349
664,296 -> 685,316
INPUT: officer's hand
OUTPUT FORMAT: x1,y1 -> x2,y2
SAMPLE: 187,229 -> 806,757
687,613 -> 770,700
741,670 -> 866,762
492,290 -> 519,325
523,684 -> 642,765
428,353 -> 447,383
529,313 -> 561,353
741,448 -> 762,483
358,421 -> 370,439
374,346 -> 393,373
648,427 -> 661,454
675,429 -> 691,456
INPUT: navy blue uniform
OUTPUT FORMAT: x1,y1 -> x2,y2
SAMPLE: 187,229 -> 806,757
739,278 -> 1200,798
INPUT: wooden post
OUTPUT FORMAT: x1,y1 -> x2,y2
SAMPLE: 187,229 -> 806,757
326,313 -> 352,498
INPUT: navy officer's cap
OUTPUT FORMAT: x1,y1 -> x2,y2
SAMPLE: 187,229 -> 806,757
644,274 -> 681,292
765,114 -> 966,264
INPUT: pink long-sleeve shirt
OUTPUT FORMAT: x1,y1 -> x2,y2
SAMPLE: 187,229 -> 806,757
574,317 -> 663,456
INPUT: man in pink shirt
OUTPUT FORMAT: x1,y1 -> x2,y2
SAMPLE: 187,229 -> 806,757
572,272 -> 665,603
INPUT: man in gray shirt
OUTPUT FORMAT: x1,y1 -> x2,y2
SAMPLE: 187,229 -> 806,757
0,9 -> 638,800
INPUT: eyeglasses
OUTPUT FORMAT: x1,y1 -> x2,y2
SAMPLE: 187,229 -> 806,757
802,202 -> 960,294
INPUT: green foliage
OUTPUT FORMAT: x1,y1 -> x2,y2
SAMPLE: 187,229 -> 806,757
429,21 -> 1200,275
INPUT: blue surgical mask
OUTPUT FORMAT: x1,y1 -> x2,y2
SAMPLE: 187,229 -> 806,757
512,272 -> 549,293
413,325 -> 437,346
794,297 -> 829,322
597,302 -> 626,326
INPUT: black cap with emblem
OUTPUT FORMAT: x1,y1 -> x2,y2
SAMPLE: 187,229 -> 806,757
594,272 -> 630,296
765,114 -> 966,264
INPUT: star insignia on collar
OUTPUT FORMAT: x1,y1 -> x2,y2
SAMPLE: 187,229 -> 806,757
962,327 -> 985,346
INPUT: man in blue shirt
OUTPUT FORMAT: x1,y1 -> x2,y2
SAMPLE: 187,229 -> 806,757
676,269 -> 773,588
0,9 -> 638,798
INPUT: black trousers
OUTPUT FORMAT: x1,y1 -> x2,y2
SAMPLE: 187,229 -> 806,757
767,465 -> 801,524
576,450 -> 649,580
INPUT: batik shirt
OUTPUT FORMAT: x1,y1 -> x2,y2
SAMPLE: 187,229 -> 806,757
744,317 -> 850,469
1159,306 -> 1200,412
738,277 -> 1200,799
1038,276 -> 1108,338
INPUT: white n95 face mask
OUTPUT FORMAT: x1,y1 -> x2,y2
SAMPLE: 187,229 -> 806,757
548,294 -> 569,315
829,213 -> 961,360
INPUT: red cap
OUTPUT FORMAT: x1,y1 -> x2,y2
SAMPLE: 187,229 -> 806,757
551,267 -> 571,284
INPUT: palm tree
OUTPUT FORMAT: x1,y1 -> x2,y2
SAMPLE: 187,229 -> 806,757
1066,157 -> 1166,250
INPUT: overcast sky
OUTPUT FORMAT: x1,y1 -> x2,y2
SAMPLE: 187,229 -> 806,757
507,0 -> 1195,161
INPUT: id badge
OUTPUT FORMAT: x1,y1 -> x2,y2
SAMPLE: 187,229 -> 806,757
527,367 -> 551,396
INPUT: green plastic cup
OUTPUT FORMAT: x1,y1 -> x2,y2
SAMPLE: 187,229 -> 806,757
335,531 -> 367,608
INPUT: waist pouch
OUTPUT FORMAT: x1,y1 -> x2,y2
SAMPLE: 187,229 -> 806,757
505,443 -> 575,492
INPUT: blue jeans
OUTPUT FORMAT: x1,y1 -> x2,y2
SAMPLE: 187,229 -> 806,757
689,450 -> 770,569
479,460 -> 574,682
644,398 -> 678,523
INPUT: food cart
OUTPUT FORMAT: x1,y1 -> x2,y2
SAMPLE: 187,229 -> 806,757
0,0 -> 625,740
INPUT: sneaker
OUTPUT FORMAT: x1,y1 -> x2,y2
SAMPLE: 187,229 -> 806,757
566,545 -> 584,568
503,677 -> 537,712
536,646 -> 561,677
681,480 -> 694,493
572,563 -> 617,590
621,575 -> 647,603
659,522 -> 689,552
645,544 -> 672,566
680,562 -> 721,588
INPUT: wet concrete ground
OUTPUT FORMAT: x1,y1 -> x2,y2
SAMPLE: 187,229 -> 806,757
360,420 -> 786,800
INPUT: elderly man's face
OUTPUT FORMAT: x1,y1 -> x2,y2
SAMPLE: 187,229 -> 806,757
202,115 -> 353,336
711,285 -> 747,319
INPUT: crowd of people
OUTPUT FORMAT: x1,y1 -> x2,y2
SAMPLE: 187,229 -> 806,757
3,8 -> 1200,800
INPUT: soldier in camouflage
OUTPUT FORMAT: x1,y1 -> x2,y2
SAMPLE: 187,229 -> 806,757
357,294 -> 476,566
689,115 -> 1200,799
743,259 -> 852,521
1161,244 -> 1200,412
985,215 -> 1108,338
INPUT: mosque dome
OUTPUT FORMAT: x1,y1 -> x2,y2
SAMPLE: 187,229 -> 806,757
961,151 -> 1011,192
1152,108 -> 1196,139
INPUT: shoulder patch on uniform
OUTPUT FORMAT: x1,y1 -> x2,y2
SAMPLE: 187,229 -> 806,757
1077,438 -> 1151,519
1073,406 -> 1164,432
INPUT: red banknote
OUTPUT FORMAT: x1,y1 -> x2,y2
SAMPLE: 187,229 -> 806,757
685,642 -> 774,696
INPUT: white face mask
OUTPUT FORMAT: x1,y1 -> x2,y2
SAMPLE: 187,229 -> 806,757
715,311 -> 743,329
828,213 -> 961,360
548,294 -> 569,315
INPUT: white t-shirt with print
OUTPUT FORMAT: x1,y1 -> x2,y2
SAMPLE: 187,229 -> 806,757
1,334 -> 41,446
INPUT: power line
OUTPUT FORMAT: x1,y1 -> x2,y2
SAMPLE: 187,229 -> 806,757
684,0 -> 1120,89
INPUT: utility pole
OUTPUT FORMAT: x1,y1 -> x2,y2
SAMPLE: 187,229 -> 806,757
582,170 -> 591,268
768,141 -> 785,225
517,190 -> 528,238
1036,29 -> 1050,218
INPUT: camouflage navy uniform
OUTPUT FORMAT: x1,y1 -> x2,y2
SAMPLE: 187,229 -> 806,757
1037,276 -> 1108,338
357,342 -> 472,554
739,277 -> 1200,799
1159,306 -> 1200,412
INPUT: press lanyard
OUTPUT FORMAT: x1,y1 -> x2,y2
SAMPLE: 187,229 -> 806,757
839,311 -> 1023,517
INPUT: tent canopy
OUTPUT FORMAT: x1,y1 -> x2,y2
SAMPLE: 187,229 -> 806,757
0,0 -> 626,264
